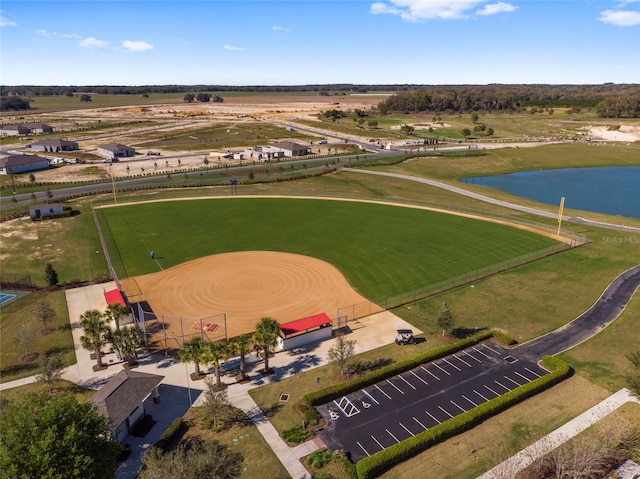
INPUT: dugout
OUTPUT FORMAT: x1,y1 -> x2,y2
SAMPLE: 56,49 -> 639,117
104,288 -> 134,327
277,312 -> 333,351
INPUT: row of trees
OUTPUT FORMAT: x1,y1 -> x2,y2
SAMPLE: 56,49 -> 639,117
183,93 -> 224,103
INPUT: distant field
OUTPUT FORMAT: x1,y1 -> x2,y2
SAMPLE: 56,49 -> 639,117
96,197 -> 558,300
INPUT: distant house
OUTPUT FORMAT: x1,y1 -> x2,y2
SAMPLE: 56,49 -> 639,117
0,125 -> 31,136
273,141 -> 309,157
28,203 -> 64,220
98,143 -> 136,160
0,155 -> 50,175
24,123 -> 54,134
242,146 -> 286,161
30,139 -> 78,152
89,370 -> 164,442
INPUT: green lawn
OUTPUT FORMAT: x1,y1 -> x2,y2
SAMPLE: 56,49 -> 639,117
96,198 -> 558,299
0,290 -> 75,383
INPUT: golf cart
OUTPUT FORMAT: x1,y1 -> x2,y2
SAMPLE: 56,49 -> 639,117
395,329 -> 416,345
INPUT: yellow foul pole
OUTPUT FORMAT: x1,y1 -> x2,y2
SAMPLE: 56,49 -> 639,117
557,196 -> 565,236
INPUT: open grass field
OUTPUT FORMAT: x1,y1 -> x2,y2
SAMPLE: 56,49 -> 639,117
96,197 -> 558,300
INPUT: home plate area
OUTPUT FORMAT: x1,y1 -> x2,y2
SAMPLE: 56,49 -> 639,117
191,321 -> 220,332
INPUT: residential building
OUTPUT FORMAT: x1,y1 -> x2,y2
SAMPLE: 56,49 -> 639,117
0,155 -> 50,175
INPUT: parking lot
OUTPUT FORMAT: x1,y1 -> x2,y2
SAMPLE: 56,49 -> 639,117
316,341 -> 549,462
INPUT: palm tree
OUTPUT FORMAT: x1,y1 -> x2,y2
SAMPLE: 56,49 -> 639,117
79,309 -> 110,370
230,334 -> 253,381
254,317 -> 279,374
112,325 -> 145,367
179,336 -> 206,378
203,340 -> 229,388
105,302 -> 129,330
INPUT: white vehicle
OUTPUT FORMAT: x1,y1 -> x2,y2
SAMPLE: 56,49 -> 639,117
395,329 -> 416,345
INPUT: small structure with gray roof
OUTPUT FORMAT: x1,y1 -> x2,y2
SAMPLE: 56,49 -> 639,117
98,143 -> 136,160
23,123 -> 54,134
0,154 -> 50,175
90,369 -> 164,442
0,125 -> 31,136
29,139 -> 78,152
272,140 -> 309,157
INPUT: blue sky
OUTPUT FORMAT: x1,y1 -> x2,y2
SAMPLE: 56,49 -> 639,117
1,0 -> 639,86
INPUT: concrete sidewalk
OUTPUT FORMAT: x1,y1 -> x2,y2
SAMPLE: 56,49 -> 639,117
478,388 -> 640,479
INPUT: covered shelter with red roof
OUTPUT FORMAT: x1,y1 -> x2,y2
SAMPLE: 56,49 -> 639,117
104,288 -> 134,327
277,312 -> 333,351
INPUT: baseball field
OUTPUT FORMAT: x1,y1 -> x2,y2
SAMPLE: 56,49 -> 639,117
95,196 -> 560,345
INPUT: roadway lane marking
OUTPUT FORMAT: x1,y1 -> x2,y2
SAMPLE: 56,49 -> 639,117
450,400 -> 466,412
443,358 -> 462,371
472,346 -> 491,359
413,416 -> 428,430
371,435 -> 385,450
514,371 -> 532,383
484,384 -> 500,397
434,362 -> 451,376
363,389 -> 379,405
474,389 -> 490,401
463,350 -> 482,363
398,374 -> 417,390
375,384 -> 392,400
525,367 -> 542,378
495,380 -> 510,391
426,411 -> 441,424
400,422 -> 414,437
410,370 -> 429,385
386,429 -> 401,443
421,366 -> 440,380
504,375 -> 522,387
438,405 -> 454,418
462,394 -> 478,407
387,379 -> 405,395
482,343 -> 501,355
452,353 -> 472,367
357,442 -> 371,457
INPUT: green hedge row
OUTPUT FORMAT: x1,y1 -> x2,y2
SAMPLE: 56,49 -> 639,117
304,331 -> 495,407
355,355 -> 572,479
154,417 -> 185,452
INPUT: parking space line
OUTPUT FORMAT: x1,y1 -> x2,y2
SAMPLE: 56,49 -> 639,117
482,343 -> 501,355
450,400 -> 466,412
474,389 -> 489,401
413,416 -> 428,430
462,394 -> 479,407
525,367 -> 542,378
400,422 -> 414,437
410,370 -> 429,385
374,384 -> 392,400
514,370 -> 532,383
438,405 -> 454,418
421,366 -> 440,380
334,396 -> 360,417
398,374 -> 417,390
357,442 -> 371,457
484,384 -> 500,397
371,435 -> 385,450
443,358 -> 462,371
426,411 -> 441,424
504,375 -> 522,387
494,380 -> 510,391
386,429 -> 400,443
434,362 -> 451,376
472,346 -> 491,359
363,389 -> 379,405
463,350 -> 482,363
452,353 -> 472,367
387,379 -> 405,395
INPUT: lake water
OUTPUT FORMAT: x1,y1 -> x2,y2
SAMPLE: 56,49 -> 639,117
460,166 -> 640,219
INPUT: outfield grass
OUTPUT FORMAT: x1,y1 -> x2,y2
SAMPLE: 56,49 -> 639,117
96,198 -> 557,299
0,290 -> 75,383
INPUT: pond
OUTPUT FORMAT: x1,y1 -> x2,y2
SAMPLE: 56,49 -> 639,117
460,166 -> 640,219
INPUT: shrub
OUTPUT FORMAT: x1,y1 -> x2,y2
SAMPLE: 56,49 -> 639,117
155,417 -> 185,451
282,425 -> 313,444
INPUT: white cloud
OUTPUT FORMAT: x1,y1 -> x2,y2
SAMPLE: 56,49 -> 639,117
476,2 -> 518,16
598,9 -> 640,26
0,13 -> 16,27
370,0 -> 489,21
79,36 -> 107,48
36,29 -> 53,37
272,26 -> 291,32
61,32 -> 80,39
224,44 -> 244,51
122,40 -> 154,51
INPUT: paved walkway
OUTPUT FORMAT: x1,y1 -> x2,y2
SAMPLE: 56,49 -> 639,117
478,388 -> 640,479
